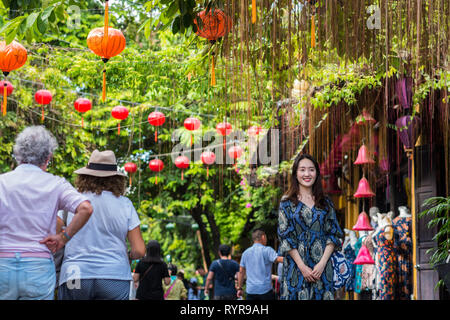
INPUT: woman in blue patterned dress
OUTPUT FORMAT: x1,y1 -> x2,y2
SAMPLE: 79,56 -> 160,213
278,153 -> 344,300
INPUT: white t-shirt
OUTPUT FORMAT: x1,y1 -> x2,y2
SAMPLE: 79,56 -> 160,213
58,191 -> 140,286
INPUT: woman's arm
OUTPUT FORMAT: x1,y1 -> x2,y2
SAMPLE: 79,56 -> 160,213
311,243 -> 335,280
288,249 -> 316,282
127,226 -> 146,260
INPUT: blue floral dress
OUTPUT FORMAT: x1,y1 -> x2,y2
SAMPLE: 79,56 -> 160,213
343,243 -> 356,292
278,197 -> 343,300
393,216 -> 412,300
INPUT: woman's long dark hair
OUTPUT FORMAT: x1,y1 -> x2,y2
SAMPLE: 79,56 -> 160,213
283,153 -> 327,210
142,240 -> 164,263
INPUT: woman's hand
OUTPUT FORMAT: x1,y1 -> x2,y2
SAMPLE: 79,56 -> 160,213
311,261 -> 326,280
299,264 -> 316,283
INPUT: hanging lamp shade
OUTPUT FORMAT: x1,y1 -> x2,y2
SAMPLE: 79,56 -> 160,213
175,155 -> 190,181
184,117 -> 201,145
352,211 -> 374,231
34,90 -> 53,121
124,162 -> 137,186
0,40 -> 27,116
353,244 -> 375,265
201,151 -> 216,179
0,80 -> 13,96
193,8 -> 232,86
74,97 -> 92,128
111,105 -> 129,135
228,145 -> 243,172
395,115 -> 421,150
216,121 -> 232,151
149,158 -> 164,185
148,111 -> 166,142
354,144 -> 375,165
354,177 -> 375,198
356,109 -> 376,125
248,125 -> 262,136
87,26 -> 126,102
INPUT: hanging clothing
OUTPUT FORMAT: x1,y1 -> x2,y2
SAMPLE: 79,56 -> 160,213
393,216 -> 413,300
353,235 -> 365,294
361,233 -> 376,292
343,243 -> 356,292
278,198 -> 343,300
374,227 -> 397,300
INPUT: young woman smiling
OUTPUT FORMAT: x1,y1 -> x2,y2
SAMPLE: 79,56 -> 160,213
277,153 -> 344,300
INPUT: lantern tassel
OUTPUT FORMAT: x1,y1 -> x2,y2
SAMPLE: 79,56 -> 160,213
191,134 -> 193,146
155,174 -> 158,185
41,107 -> 45,122
311,14 -> 316,48
155,130 -> 158,142
118,123 -> 120,135
207,166 -> 209,179
211,54 -> 216,86
252,0 -> 256,24
81,116 -> 84,128
129,176 -> 132,186
181,170 -> 184,181
102,68 -> 106,102
2,83 -> 7,116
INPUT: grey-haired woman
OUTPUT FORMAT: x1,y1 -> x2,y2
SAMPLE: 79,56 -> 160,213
0,126 -> 93,300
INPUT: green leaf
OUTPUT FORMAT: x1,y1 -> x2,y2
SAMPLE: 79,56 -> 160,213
36,14 -> 48,34
41,5 -> 55,21
171,15 -> 180,34
26,12 -> 39,29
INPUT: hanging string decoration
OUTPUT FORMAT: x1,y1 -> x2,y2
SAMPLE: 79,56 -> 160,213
87,1 -> 126,102
184,117 -> 201,146
201,150 -> 216,179
193,8 -> 232,86
175,155 -> 190,181
111,105 -> 129,135
148,111 -> 166,142
0,40 -> 27,116
0,80 -> 13,116
74,97 -> 92,128
148,158 -> 164,185
124,162 -> 137,186
34,89 -> 52,121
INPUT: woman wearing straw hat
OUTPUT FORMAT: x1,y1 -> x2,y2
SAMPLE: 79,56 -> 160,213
57,150 -> 146,300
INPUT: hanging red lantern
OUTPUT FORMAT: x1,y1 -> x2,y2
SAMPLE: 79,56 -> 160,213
111,105 -> 129,135
0,40 -> 27,116
201,151 -> 216,179
228,145 -> 243,172
356,109 -> 376,125
148,111 -> 166,142
184,117 -> 201,146
124,162 -> 137,186
352,211 -> 374,231
354,176 -> 375,198
175,155 -> 190,181
74,98 -> 92,128
149,158 -> 164,185
353,244 -> 375,265
193,8 -> 232,86
248,125 -> 262,137
0,80 -> 13,116
354,144 -> 375,165
216,121 -> 232,151
34,89 -> 53,121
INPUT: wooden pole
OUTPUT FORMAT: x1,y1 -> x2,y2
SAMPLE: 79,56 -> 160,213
196,230 -> 208,272
411,154 -> 418,300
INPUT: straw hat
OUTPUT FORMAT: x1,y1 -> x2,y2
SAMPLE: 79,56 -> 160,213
74,149 -> 126,177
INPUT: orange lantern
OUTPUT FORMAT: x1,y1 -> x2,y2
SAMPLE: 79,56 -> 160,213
87,1 -> 126,103
193,8 -> 232,86
0,40 -> 27,116
308,0 -> 317,48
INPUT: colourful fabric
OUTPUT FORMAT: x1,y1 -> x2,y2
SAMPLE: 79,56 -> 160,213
393,216 -> 412,300
353,236 -> 364,293
361,234 -> 376,291
278,198 -> 343,300
162,278 -> 187,300
374,228 -> 397,300
343,243 -> 356,291
0,164 -> 88,255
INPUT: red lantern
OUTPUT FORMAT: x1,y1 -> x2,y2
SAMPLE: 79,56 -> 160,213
201,151 -> 216,179
184,117 -> 201,145
193,8 -> 232,86
352,211 -> 374,231
248,125 -> 262,136
354,144 -> 375,165
111,105 -> 129,135
148,111 -> 166,142
216,122 -> 232,151
124,162 -> 137,186
354,176 -> 375,198
175,155 -> 190,181
228,145 -> 243,172
0,80 -> 13,117
34,90 -> 53,121
0,40 -> 27,116
74,98 -> 92,128
149,159 -> 164,185
356,109 -> 376,125
353,244 -> 375,265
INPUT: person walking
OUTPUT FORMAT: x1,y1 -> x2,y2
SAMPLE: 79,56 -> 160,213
237,229 -> 283,300
163,264 -> 187,300
277,153 -> 343,300
204,244 -> 240,300
0,126 -> 93,300
187,277 -> 201,300
57,149 -> 146,300
133,240 -> 170,300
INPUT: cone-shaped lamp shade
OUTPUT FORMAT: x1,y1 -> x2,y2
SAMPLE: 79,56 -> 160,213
353,244 -> 375,265
354,177 -> 375,198
354,145 -> 375,165
352,211 -> 374,231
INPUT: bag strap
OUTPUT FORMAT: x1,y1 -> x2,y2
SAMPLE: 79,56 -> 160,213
217,260 -> 234,281
164,279 -> 176,299
140,264 -> 154,282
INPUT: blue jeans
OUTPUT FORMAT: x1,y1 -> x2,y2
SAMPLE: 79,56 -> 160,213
0,254 -> 56,300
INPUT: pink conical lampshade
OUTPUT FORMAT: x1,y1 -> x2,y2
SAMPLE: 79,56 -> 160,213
354,145 -> 375,165
354,177 -> 375,198
352,211 -> 374,231
353,244 -> 375,265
